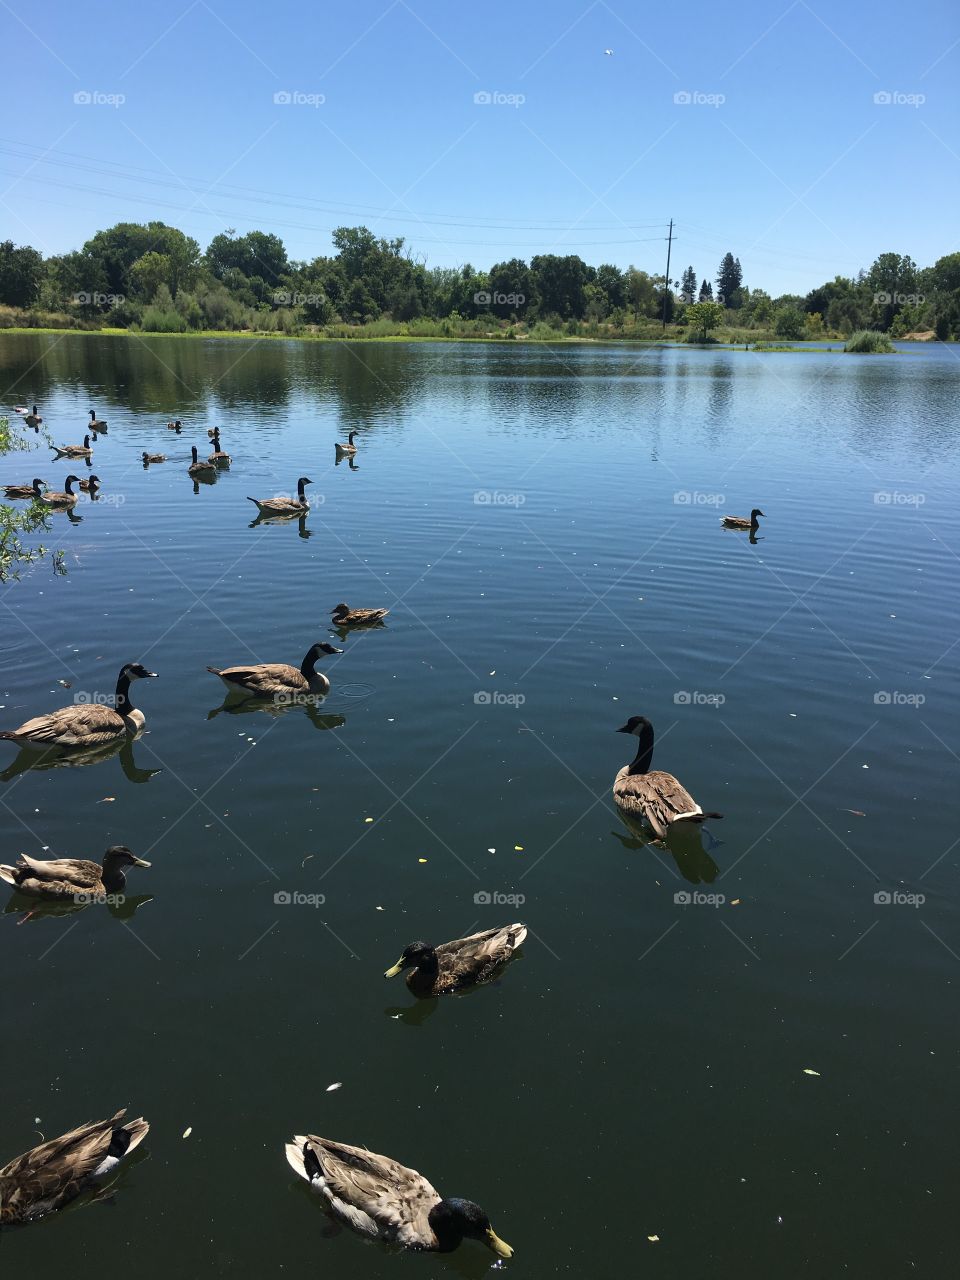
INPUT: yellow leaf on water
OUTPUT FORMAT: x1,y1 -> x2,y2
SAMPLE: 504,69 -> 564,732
418,858 -> 428,864
647,1234 -> 660,1242
182,1127 -> 192,1139
730,898 -> 741,906
364,817 -> 374,823
514,845 -> 524,851
803,1068 -> 821,1077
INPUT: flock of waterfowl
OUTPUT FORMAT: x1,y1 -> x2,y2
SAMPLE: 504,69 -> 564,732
1,400 -> 764,1253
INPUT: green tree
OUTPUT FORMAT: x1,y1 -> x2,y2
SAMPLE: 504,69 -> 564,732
680,265 -> 697,305
129,251 -> 171,300
0,241 -> 44,307
207,230 -> 288,285
698,278 -> 713,301
624,267 -> 657,319
685,300 -> 724,342
488,259 -> 533,317
530,254 -> 590,319
774,306 -> 806,340
716,252 -> 743,307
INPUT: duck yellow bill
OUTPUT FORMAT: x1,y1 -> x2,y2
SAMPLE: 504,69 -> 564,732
131,857 -> 152,868
384,960 -> 404,978
486,1227 -> 514,1259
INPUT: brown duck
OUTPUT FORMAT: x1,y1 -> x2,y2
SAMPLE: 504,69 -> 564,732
0,845 -> 151,900
384,923 -> 527,996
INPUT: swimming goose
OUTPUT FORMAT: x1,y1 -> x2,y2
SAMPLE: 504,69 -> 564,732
284,1136 -> 513,1258
335,430 -> 358,456
247,477 -> 312,515
1,845 -> 151,900
142,452 -> 166,464
188,445 -> 217,477
78,474 -> 100,493
52,434 -> 93,459
88,409 -> 107,431
721,508 -> 764,531
40,475 -> 82,508
330,603 -> 389,626
0,662 -> 158,751
3,478 -> 45,500
23,405 -> 42,427
612,716 -> 722,841
384,923 -> 527,996
207,429 -> 231,466
207,641 -> 342,700
166,419 -> 182,432
0,1110 -> 149,1226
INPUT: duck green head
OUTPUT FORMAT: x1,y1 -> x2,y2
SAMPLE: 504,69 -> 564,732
430,1198 -> 513,1258
384,941 -> 435,977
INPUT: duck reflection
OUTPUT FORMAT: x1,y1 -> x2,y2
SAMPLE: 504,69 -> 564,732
4,892 -> 154,924
611,810 -> 721,885
249,511 -> 312,539
206,695 -> 345,732
0,735 -> 161,784
384,998 -> 440,1027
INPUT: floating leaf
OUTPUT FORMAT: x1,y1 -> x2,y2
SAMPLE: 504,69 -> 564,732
301,855 -> 314,868
364,817 -> 374,824
647,1235 -> 660,1243
98,797 -> 115,804
514,845 -> 524,851
730,898 -> 741,906
803,1068 -> 821,1077
182,1127 -> 192,1139
418,858 -> 428,864
844,809 -> 866,817
326,1082 -> 342,1092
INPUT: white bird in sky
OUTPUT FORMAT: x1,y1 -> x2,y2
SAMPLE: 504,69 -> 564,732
604,48 -> 614,56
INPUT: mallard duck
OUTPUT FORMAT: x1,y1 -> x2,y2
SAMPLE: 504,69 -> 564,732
207,430 -> 231,466
384,923 -> 527,996
52,434 -> 92,459
207,641 -> 342,700
247,477 -> 312,515
78,474 -> 100,493
188,445 -> 217,477
3,478 -> 45,500
0,662 -> 158,752
142,452 -> 166,464
88,409 -> 107,431
1,845 -> 151,900
166,419 -> 183,432
40,475 -> 82,508
613,716 -> 722,841
721,507 -> 764,531
0,1110 -> 149,1226
335,430 -> 358,456
331,603 -> 389,626
284,1135 -> 512,1257
23,405 -> 42,428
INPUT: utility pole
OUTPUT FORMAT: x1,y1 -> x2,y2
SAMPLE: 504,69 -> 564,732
661,218 -> 674,331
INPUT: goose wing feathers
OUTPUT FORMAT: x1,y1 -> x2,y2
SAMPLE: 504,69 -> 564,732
613,767 -> 700,838
208,663 -> 305,695
4,705 -> 125,746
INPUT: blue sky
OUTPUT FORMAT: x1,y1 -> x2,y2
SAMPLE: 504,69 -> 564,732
2,0 -> 958,296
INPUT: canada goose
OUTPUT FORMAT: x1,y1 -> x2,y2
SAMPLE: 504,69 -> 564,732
78,474 -> 100,493
1,845 -> 151,900
330,603 -> 389,626
612,716 -> 722,841
3,478 -> 45,500
0,1110 -> 149,1226
188,445 -> 217,477
0,662 -> 158,751
722,508 -> 765,531
23,405 -> 42,427
335,430 -> 358,455
142,452 -> 166,464
166,419 -> 182,432
384,923 -> 527,996
207,429 -> 231,466
247,477 -> 311,515
52,434 -> 92,459
206,427 -> 218,438
88,409 -> 107,431
40,475 -> 82,508
284,1136 -> 513,1258
206,641 -> 342,700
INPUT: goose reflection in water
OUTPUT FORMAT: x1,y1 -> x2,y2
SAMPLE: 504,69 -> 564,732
611,810 -> 722,885
4,892 -> 154,924
206,695 -> 345,733
249,510 -> 312,539
0,735 -> 161,784
334,454 -> 359,470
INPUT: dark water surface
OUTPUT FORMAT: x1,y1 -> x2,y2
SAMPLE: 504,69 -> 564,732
1,333 -> 958,1277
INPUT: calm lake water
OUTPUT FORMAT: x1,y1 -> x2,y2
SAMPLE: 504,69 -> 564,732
1,332 -> 958,1277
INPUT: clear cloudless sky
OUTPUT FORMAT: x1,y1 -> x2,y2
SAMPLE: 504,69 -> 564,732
2,0 -> 958,295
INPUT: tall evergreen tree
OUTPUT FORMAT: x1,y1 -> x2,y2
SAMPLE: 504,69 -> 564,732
698,278 -> 713,301
716,252 -> 743,306
680,265 -> 697,304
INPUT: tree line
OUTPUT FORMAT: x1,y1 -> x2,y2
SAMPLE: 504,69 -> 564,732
1,224 -> 957,341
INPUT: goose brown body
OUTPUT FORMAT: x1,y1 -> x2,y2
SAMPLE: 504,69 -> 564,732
721,507 -> 764,531
53,435 -> 92,458
40,475 -> 82,508
207,642 -> 341,699
0,1109 -> 149,1226
612,716 -> 722,841
247,477 -> 312,515
284,1135 -> 512,1257
0,663 -> 157,751
384,923 -> 527,996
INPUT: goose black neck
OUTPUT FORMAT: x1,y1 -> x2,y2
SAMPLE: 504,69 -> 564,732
296,480 -> 306,500
114,671 -> 134,715
299,649 -> 320,678
627,725 -> 655,775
